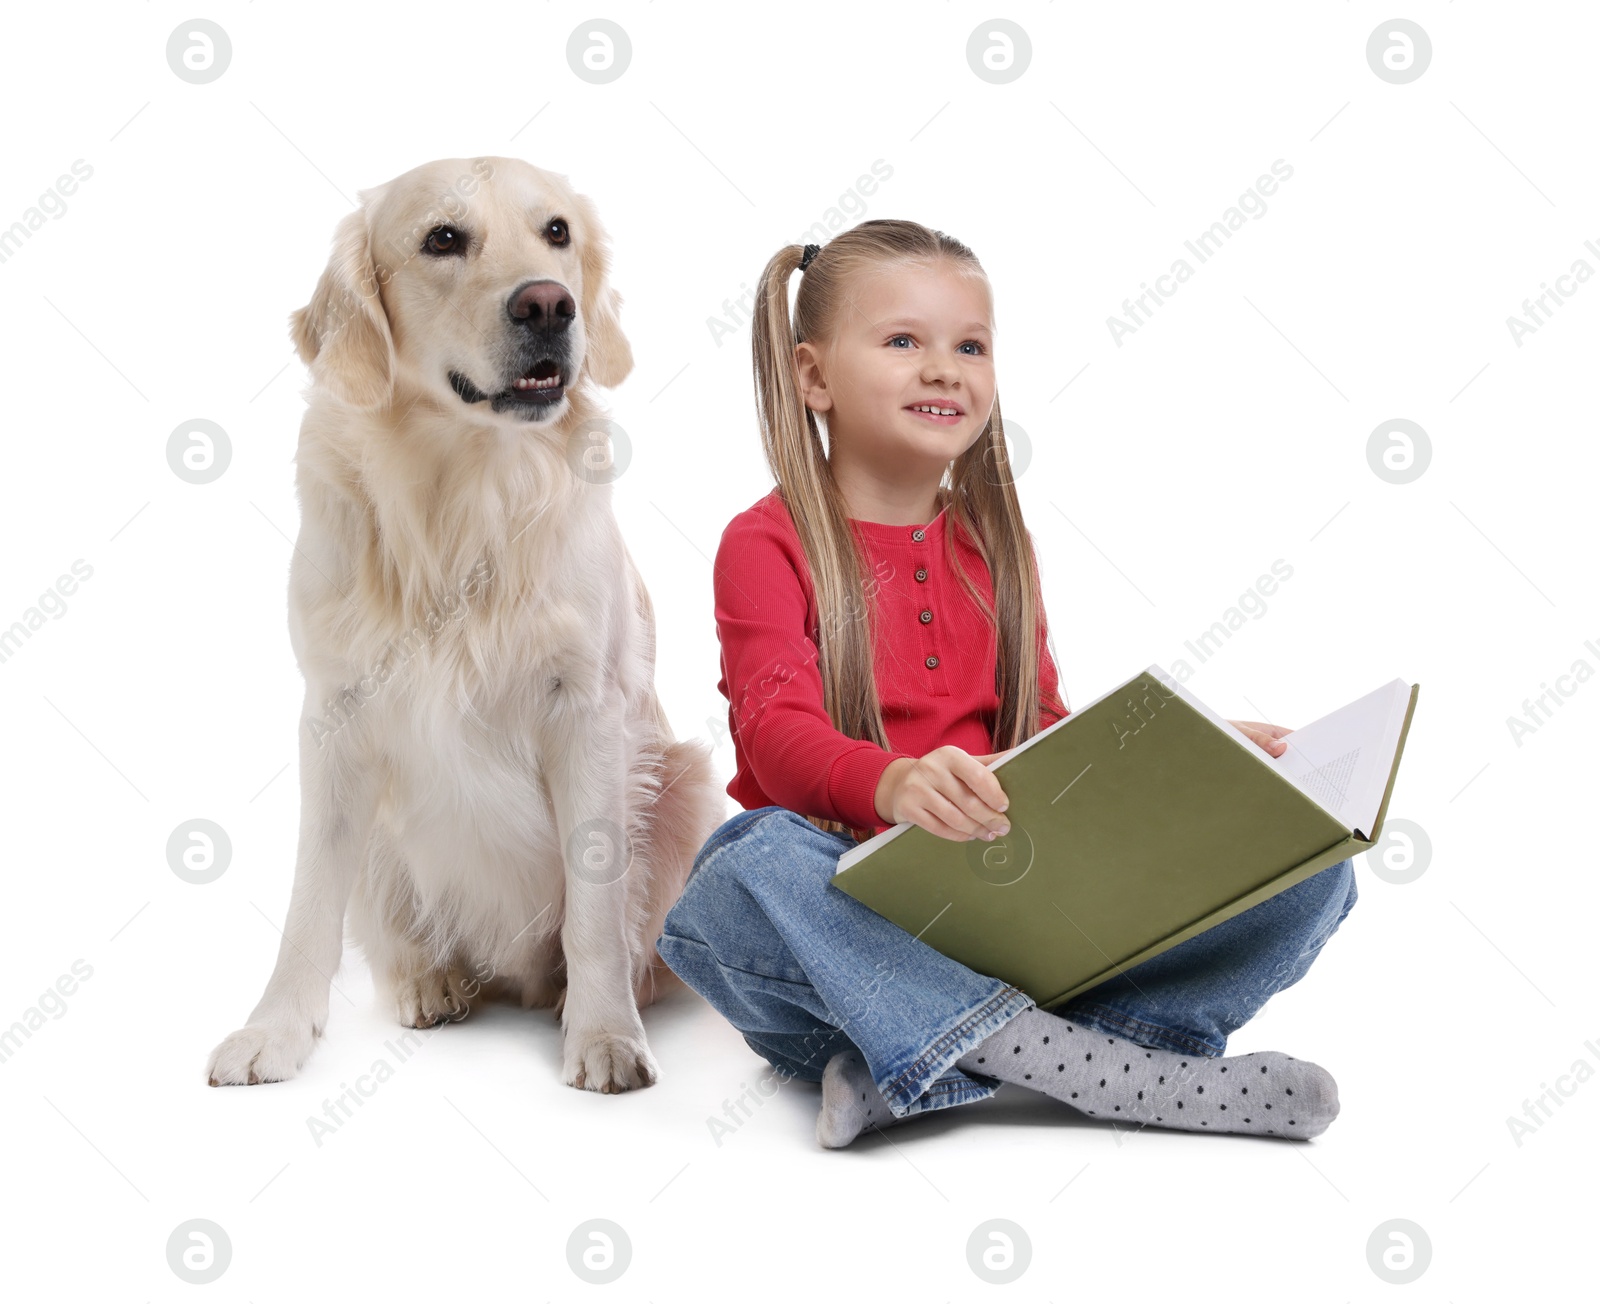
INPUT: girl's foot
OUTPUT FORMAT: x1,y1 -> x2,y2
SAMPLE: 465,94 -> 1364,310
816,1050 -> 908,1148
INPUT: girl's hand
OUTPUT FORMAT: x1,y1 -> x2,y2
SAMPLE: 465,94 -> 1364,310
874,747 -> 1011,844
1228,718 -> 1294,758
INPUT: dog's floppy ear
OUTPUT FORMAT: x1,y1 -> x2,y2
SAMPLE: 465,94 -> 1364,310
289,203 -> 396,408
573,191 -> 633,389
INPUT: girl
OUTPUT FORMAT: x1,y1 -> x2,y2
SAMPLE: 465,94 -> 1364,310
654,220 -> 1357,1148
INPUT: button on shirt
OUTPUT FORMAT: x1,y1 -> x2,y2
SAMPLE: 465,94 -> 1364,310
713,489 -> 1069,839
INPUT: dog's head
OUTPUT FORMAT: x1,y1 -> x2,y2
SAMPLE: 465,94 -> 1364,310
290,157 -> 633,421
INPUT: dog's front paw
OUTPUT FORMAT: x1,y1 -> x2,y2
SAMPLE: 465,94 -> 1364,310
206,1019 -> 318,1086
561,1026 -> 659,1094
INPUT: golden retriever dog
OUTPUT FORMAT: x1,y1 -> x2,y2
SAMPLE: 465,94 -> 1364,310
205,157 -> 723,1093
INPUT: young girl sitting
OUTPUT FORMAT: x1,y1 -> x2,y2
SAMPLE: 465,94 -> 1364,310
654,220 -> 1358,1148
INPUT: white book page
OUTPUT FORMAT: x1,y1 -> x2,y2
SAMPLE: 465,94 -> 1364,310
1263,678 -> 1409,838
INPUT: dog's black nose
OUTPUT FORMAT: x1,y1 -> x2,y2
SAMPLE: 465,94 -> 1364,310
507,280 -> 575,331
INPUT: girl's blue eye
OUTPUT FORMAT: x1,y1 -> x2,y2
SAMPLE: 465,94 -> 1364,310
887,334 -> 986,354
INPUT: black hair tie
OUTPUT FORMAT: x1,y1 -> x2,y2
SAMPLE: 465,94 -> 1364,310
800,243 -> 821,271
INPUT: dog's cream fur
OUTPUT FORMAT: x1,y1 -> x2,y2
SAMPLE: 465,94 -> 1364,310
205,157 -> 723,1093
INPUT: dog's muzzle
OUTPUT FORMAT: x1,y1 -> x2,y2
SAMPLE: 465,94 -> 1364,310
450,279 -> 575,419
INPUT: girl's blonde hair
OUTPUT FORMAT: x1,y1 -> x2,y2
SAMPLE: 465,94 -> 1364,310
749,218 -> 1064,841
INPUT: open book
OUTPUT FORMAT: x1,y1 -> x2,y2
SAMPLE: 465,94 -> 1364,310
830,665 -> 1419,1008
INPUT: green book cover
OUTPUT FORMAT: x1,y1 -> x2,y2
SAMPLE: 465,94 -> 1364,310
829,664 -> 1420,1009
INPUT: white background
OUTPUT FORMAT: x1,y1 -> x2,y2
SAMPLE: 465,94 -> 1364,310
1,1 -> 1594,1298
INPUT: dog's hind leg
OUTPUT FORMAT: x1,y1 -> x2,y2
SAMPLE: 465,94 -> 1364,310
517,923 -> 568,1018
348,825 -> 484,1029
630,734 -> 724,1011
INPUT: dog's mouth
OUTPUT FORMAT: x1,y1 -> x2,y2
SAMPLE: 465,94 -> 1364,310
504,358 -> 564,404
449,359 -> 567,418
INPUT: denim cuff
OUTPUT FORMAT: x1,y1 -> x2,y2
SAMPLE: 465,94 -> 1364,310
879,983 -> 1037,1117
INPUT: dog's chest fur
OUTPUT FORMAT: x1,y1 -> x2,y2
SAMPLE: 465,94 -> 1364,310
294,408 -> 647,915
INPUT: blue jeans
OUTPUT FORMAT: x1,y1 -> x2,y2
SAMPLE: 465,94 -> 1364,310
655,805 -> 1359,1119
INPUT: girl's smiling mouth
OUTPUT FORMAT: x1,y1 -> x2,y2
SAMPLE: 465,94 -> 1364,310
905,401 -> 963,424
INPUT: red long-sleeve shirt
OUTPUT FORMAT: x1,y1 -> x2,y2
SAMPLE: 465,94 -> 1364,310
713,489 -> 1069,839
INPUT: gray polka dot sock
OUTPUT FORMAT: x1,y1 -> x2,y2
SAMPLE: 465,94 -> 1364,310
954,1007 -> 1339,1140
817,1049 -> 908,1148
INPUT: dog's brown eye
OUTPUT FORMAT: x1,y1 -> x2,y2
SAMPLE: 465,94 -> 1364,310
546,218 -> 570,247
423,225 -> 462,256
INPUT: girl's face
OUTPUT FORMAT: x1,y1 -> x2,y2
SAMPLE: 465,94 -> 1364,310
798,260 -> 996,479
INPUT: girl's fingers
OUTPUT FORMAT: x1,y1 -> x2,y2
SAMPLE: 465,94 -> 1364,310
939,748 -> 1008,826
1232,718 -> 1294,739
959,753 -> 1010,814
1229,719 -> 1292,754
909,786 -> 979,841
901,748 -> 1012,841
938,777 -> 1009,839
925,783 -> 988,838
1232,723 -> 1283,755
917,809 -> 975,843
